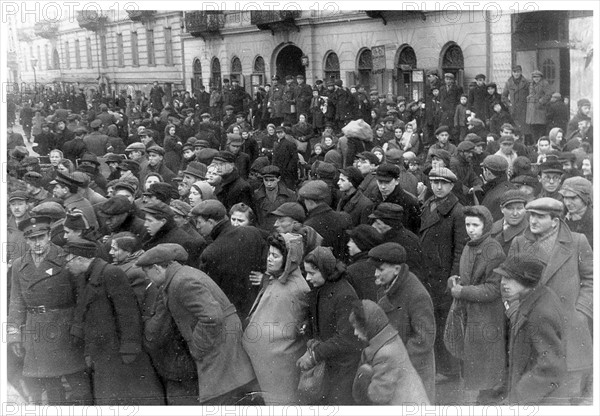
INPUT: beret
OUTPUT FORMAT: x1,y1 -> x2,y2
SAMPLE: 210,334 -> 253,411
90,119 -> 102,128
558,176 -> 592,203
444,73 -> 455,79
260,165 -> 281,177
105,153 -> 125,163
456,141 -> 475,151
500,189 -> 530,207
368,202 -> 404,221
429,167 -> 457,183
316,162 -> 337,179
339,166 -> 364,189
30,201 -> 66,219
147,145 -> 165,156
18,216 -> 52,237
136,243 -> 189,267
435,125 -> 450,135
356,151 -> 379,166
346,224 -> 384,252
402,151 -> 417,161
125,142 -> 146,152
475,74 -> 486,80
525,197 -> 564,215
368,242 -> 407,265
464,133 -> 484,144
213,151 -> 236,164
64,238 -> 98,258
538,159 -> 564,174
481,155 -> 509,172
119,159 -> 140,173
577,98 -> 591,107
531,70 -> 543,77
99,195 -> 132,216
499,135 -> 515,144
298,180 -> 329,201
190,199 -> 227,220
141,201 -> 174,218
375,163 -> 400,181
170,200 -> 192,217
494,254 -> 544,288
385,148 -> 403,164
22,156 -> 40,166
271,202 -> 306,222
183,161 -> 208,179
23,171 -> 44,187
9,190 -> 29,202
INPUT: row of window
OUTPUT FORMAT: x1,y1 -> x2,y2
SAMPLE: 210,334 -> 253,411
26,28 -> 174,71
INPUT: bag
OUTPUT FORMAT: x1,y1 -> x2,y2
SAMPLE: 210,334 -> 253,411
443,298 -> 466,359
294,138 -> 308,153
298,359 -> 326,403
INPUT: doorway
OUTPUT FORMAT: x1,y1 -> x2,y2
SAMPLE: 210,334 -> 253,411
275,45 -> 304,80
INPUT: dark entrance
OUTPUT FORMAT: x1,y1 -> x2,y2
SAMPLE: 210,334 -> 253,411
275,45 -> 304,80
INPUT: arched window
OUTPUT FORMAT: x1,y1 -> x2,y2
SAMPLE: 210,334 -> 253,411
396,45 -> 417,99
52,48 -> 60,70
231,56 -> 242,83
211,57 -> 221,89
254,56 -> 265,74
441,42 -> 464,84
252,56 -> 266,95
324,51 -> 340,81
357,49 -> 372,89
193,58 -> 203,93
542,58 -> 556,85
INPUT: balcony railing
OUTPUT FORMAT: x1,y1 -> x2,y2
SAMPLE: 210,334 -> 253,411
185,11 -> 225,38
126,10 -> 156,22
77,10 -> 108,31
34,21 -> 59,39
250,10 -> 301,33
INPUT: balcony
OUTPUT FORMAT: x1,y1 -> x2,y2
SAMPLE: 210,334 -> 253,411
77,10 -> 108,31
126,10 -> 156,22
34,21 -> 59,39
185,11 -> 225,39
365,10 -> 426,24
250,10 -> 301,34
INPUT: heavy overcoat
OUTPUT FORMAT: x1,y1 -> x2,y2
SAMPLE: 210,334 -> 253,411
501,75 -> 529,130
304,203 -> 352,260
526,78 -> 553,125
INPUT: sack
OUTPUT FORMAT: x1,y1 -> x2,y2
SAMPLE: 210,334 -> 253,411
298,360 -> 326,403
443,298 -> 466,359
294,138 -> 308,153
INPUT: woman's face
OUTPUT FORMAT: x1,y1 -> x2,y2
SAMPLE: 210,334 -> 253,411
145,175 -> 160,190
555,131 -> 563,143
349,313 -> 368,342
188,186 -> 202,206
304,262 -> 326,288
324,137 -> 333,147
298,114 -> 306,123
232,126 -> 240,134
230,211 -> 250,227
266,245 -> 284,274
49,152 -> 62,166
206,166 -> 220,185
465,216 -> 485,240
267,126 -> 275,135
168,127 -> 176,136
110,241 -> 130,263
314,146 -> 323,155
394,128 -> 403,138
373,150 -> 383,162
581,159 -> 592,175
376,127 -> 384,137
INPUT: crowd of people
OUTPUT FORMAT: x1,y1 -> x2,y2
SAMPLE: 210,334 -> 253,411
5,68 -> 594,407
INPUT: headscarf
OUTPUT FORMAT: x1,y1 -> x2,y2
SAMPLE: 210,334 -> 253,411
191,180 -> 215,201
304,246 -> 346,282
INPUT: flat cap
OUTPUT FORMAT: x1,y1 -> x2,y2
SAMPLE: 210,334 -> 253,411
430,149 -> 451,166
494,253 -> 544,288
260,165 -> 281,178
426,69 -> 439,76
147,145 -> 165,156
511,174 -> 539,187
444,73 -> 455,79
271,202 -> 306,222
74,127 -> 88,136
481,155 -> 509,172
525,197 -> 564,215
99,195 -> 132,216
67,114 -> 79,121
375,163 -> 400,181
456,141 -> 476,152
316,162 -> 337,179
499,135 -> 515,145
465,133 -> 484,144
136,243 -> 189,267
335,79 -> 343,87
119,159 -> 140,173
193,139 -> 210,148
170,200 -> 192,217
113,180 -> 137,195
429,167 -> 457,183
30,201 -> 66,220
18,216 -> 52,237
23,171 -> 44,188
196,148 -> 219,165
183,161 -> 208,180
105,153 -> 125,163
224,105 -> 234,111
200,112 -> 211,118
356,151 -> 379,166
298,180 -> 329,201
285,74 -> 294,81
512,65 -> 522,71
558,176 -> 592,204
80,153 -> 100,165
368,202 -> 404,222
402,151 -> 417,161
500,189 -> 530,207
90,119 -> 102,128
9,190 -> 29,202
64,210 -> 90,231
339,166 -> 364,189
538,159 -> 564,174
190,199 -> 227,220
141,201 -> 174,218
385,148 -> 403,164
213,151 -> 236,164
475,74 -> 486,80
63,238 -> 97,258
551,92 -> 562,99
531,70 -> 543,77
125,142 -> 146,152
226,134 -> 243,145
271,75 -> 280,81
368,242 -> 407,265
49,171 -> 85,188
435,125 -> 450,135
346,224 -> 384,252
577,98 -> 591,107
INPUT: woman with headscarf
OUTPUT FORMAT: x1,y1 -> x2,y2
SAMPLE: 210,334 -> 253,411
349,300 -> 430,406
188,180 -> 215,207
558,176 -> 593,249
548,127 -> 564,151
448,205 -> 507,405
242,233 -> 311,405
297,247 -> 363,405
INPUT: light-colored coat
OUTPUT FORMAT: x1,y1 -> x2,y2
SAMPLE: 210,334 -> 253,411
525,78 -> 553,125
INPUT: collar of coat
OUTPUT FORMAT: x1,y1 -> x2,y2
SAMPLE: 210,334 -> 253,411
17,242 -> 65,273
424,192 -> 460,216
510,285 -> 553,336
220,168 -> 240,187
307,202 -> 333,217
363,324 -> 400,362
254,182 -> 295,199
210,218 -> 233,241
378,264 -> 411,311
490,218 -> 529,242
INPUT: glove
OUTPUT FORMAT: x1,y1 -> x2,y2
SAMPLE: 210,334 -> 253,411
121,353 -> 138,364
10,342 -> 25,358
296,350 -> 316,371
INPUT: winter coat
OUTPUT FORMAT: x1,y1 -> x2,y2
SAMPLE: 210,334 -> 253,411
468,84 -> 489,121
72,258 -> 163,405
199,219 -> 268,321
526,79 -> 553,125
501,76 -> 529,129
253,182 -> 297,231
353,322 -> 430,406
214,168 -> 255,212
336,189 -> 373,226
439,84 -> 464,128
304,203 -> 352,260
370,184 -> 421,235
163,134 -> 183,173
83,131 -> 110,156
565,205 -> 593,249
346,251 -> 378,302
272,136 -> 299,189
508,223 -> 593,372
480,176 -> 517,222
490,217 -> 528,255
377,264 -> 436,402
8,244 -> 86,377
160,262 -> 256,403
267,84 -> 285,118
507,285 -> 567,405
141,219 -> 205,268
113,250 -> 156,316
455,233 -> 506,389
243,233 -> 311,405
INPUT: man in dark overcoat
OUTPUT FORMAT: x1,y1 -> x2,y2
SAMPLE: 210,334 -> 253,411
212,151 -> 255,211
490,190 -> 530,255
438,73 -> 463,134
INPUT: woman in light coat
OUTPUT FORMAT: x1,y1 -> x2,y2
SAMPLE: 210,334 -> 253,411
242,233 -> 311,405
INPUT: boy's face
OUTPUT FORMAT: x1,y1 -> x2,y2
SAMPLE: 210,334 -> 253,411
580,105 -> 591,116
501,275 -> 527,299
432,89 -> 439,97
460,97 -> 467,105
476,79 -> 485,87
